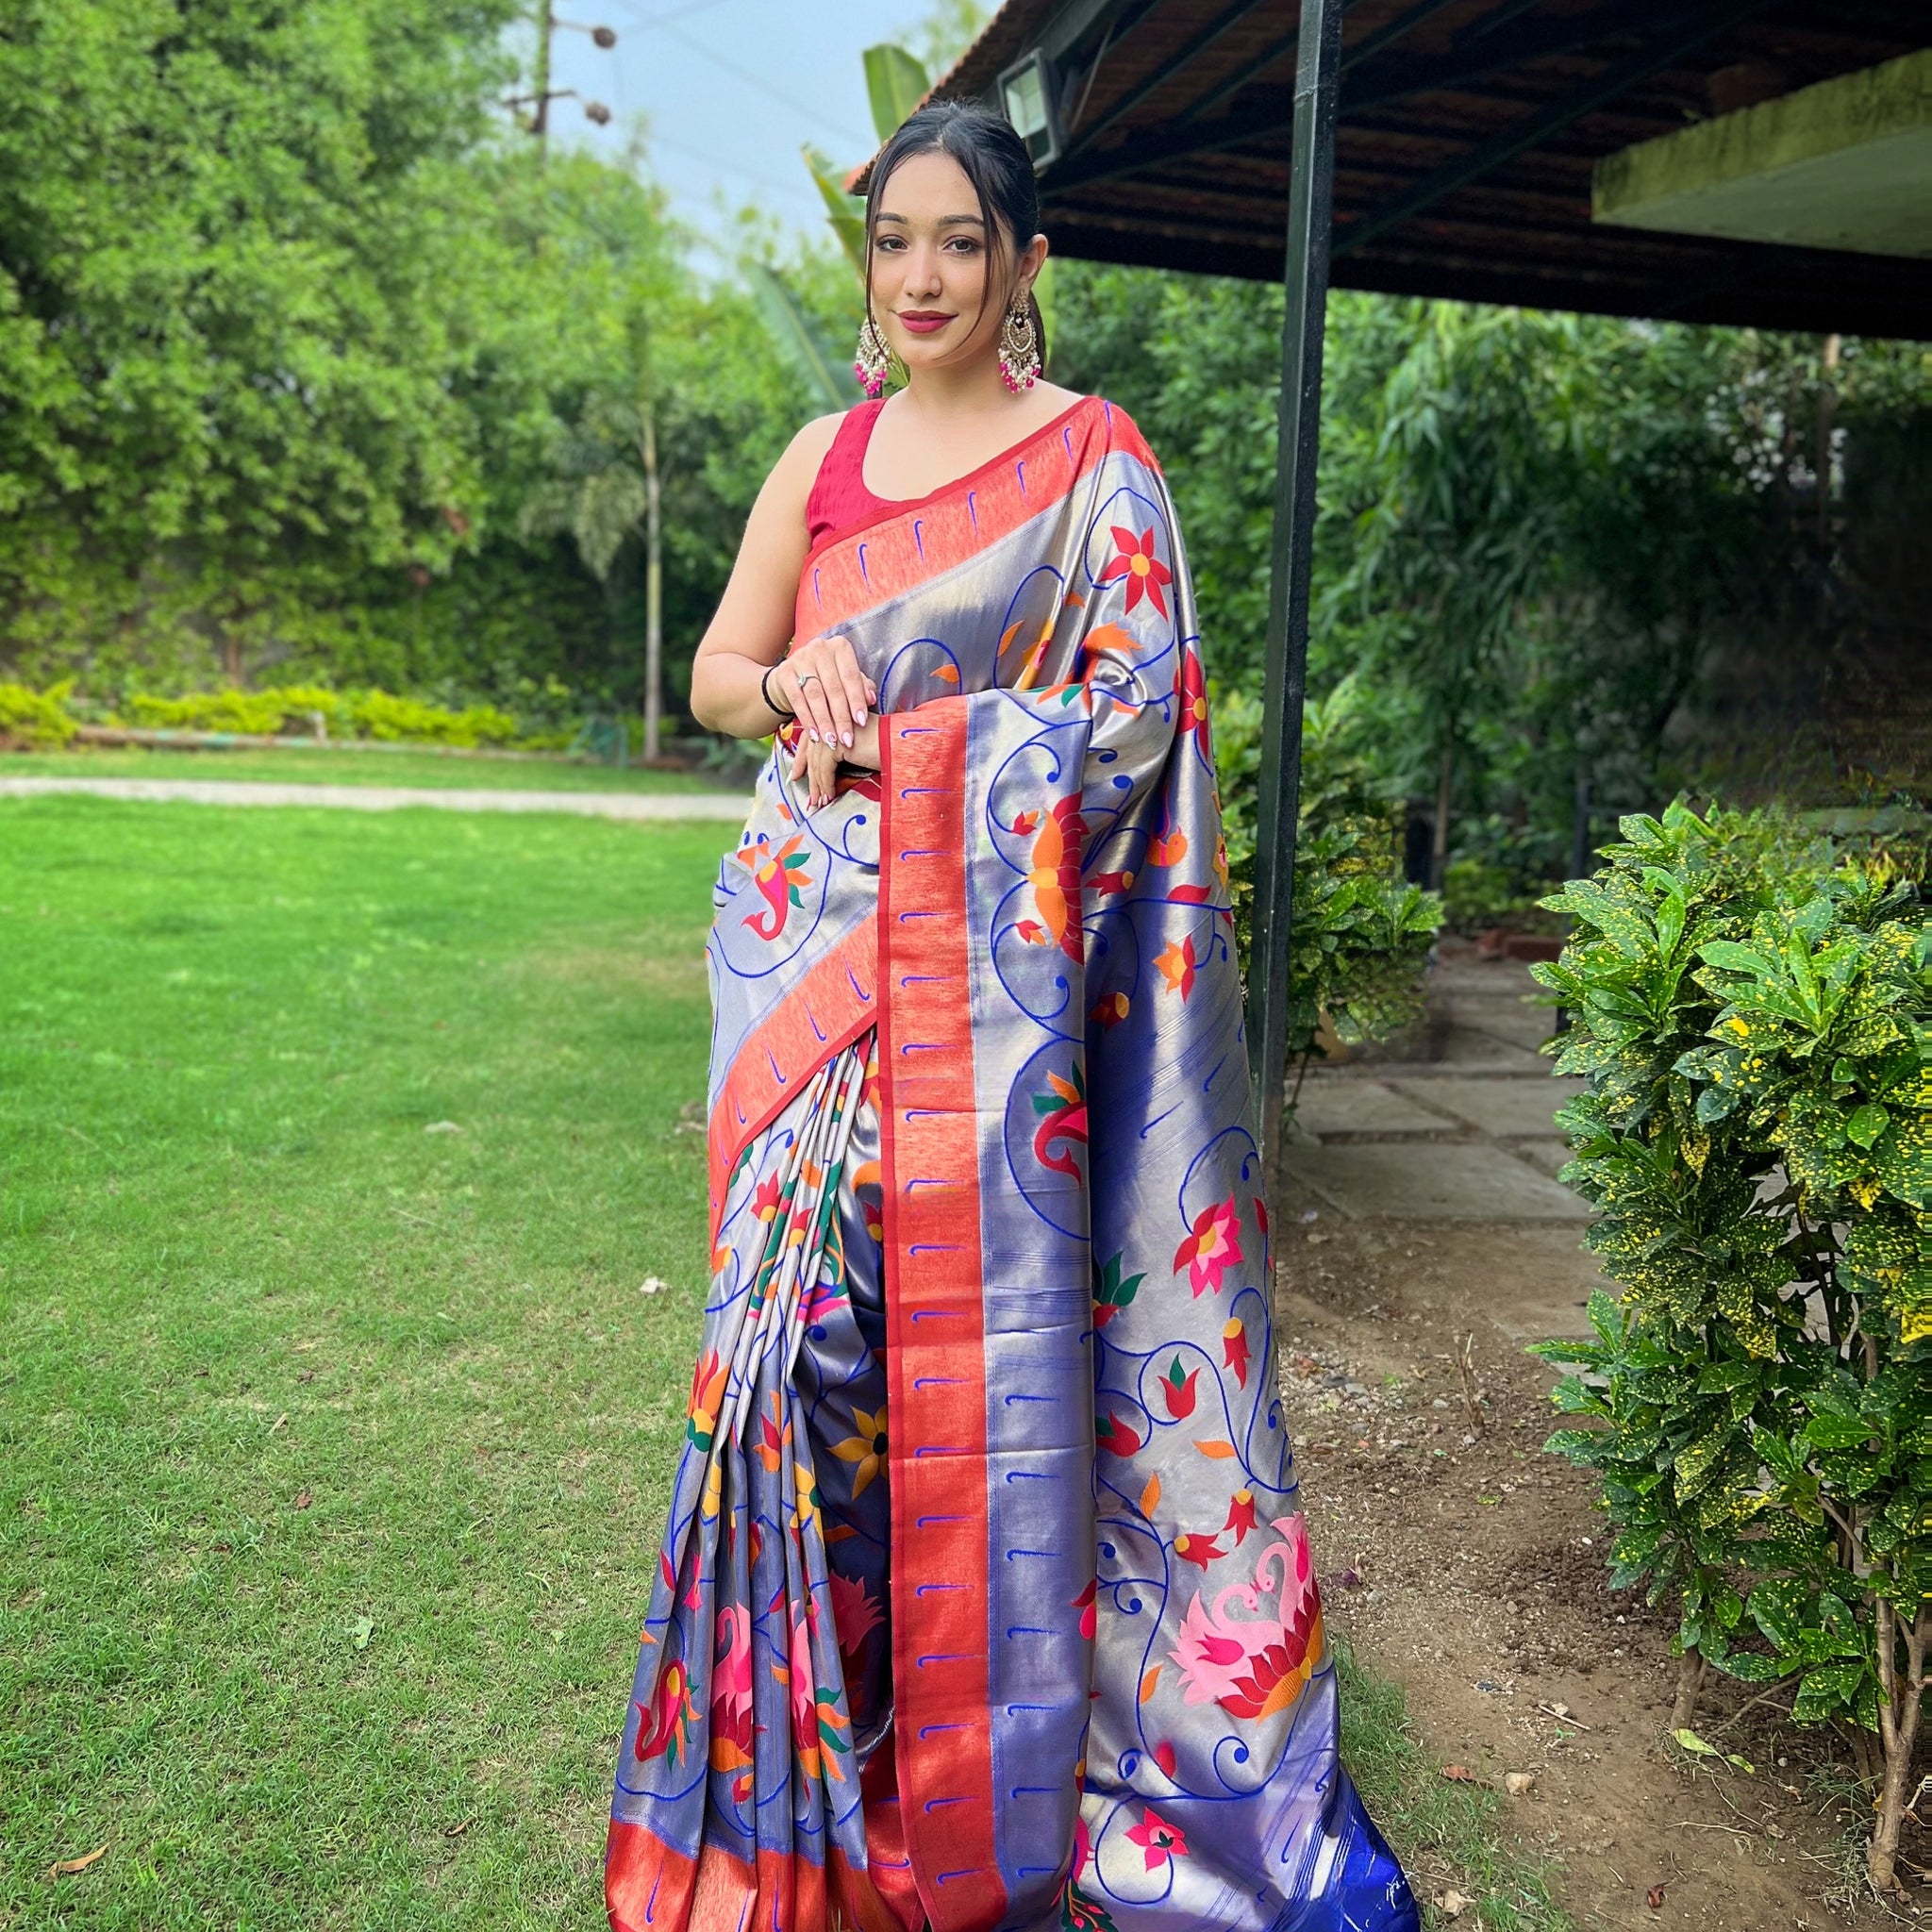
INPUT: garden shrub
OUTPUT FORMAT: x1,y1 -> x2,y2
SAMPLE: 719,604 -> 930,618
0,679 -> 77,747
128,686 -> 346,736
58,682 -> 525,749
347,689 -> 517,746
1528,800 -> 1929,1892
1215,675 -> 1443,1095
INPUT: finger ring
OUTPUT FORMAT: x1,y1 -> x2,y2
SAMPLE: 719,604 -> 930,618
795,671 -> 821,687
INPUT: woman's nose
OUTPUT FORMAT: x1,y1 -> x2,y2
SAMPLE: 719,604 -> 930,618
905,246 -> 944,295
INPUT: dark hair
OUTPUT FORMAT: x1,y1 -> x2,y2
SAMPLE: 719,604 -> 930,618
862,99 -> 1047,374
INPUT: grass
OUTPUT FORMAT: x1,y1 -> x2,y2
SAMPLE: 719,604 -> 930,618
1,799 -> 727,1928
0,744 -> 740,793
1339,1642 -> 1571,1930
0,795 -> 1565,1930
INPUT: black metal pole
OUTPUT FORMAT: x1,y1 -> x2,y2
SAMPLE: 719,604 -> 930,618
1246,0 -> 1343,1194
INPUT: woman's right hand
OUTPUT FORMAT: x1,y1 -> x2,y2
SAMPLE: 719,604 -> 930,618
769,634 -> 874,752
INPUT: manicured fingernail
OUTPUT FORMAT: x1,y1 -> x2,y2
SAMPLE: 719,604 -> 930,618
841,732 -> 853,747
808,729 -> 820,742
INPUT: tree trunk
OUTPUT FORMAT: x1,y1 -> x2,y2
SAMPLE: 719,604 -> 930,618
1867,1598 -> 1926,1892
532,0 -> 553,142
1815,332 -> 1840,549
642,406 -> 663,764
1670,1645 -> 1707,1732
1429,737 -> 1455,891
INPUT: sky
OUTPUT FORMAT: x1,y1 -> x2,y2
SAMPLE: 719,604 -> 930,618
538,0 -> 961,255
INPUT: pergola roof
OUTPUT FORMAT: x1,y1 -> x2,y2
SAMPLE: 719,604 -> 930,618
939,0 -> 1931,337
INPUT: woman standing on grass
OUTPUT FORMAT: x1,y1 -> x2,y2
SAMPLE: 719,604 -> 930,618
605,101 -> 1417,1932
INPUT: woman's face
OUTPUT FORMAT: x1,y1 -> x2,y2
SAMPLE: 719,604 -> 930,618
868,150 -> 1039,377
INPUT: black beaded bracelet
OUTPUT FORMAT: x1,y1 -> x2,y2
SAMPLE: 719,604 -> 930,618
759,663 -> 793,721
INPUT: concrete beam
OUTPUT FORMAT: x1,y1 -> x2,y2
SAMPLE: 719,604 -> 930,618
1593,46 -> 1931,259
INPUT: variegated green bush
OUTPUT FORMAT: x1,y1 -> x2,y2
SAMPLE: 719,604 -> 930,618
1527,801 -> 1929,1893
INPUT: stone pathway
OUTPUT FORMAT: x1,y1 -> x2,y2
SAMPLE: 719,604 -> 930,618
0,775 -> 750,822
1282,941 -> 1590,1224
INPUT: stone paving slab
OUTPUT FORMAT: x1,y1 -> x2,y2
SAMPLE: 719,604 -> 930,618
1289,1080 -> 1457,1139
1510,1139 -> 1575,1178
1388,1074 -> 1585,1139
1427,999 -> 1555,1051
0,775 -> 751,821
1281,1141 -> 1592,1222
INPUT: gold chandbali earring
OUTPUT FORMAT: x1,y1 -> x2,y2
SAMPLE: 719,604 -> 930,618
998,299 -> 1041,392
854,315 -> 891,400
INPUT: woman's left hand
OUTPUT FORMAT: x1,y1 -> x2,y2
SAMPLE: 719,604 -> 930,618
791,713 -> 880,810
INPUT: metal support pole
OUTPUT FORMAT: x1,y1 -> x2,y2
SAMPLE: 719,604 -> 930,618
1246,0 -> 1343,1194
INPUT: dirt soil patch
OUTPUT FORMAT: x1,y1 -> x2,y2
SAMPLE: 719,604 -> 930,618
1273,1208 -> 1926,1931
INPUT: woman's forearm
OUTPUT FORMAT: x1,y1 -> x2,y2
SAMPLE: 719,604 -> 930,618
691,649 -> 789,741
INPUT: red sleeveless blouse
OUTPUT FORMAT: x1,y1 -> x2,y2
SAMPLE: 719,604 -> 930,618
805,401 -> 896,548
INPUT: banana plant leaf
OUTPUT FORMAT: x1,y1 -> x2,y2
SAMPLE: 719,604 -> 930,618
744,262 -> 860,416
863,42 -> 928,142
802,144 -> 867,280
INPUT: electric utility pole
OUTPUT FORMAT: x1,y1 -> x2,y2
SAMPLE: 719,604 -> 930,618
506,1 -> 617,142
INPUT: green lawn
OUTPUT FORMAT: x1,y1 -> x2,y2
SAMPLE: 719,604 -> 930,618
0,745 -> 742,793
1,799 -> 725,1928
0,796 -> 1558,1931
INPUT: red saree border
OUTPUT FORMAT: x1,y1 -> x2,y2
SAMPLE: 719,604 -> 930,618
876,708 -> 1004,1932
797,396 -> 1160,639
706,915 -> 878,1244
606,1820 -> 903,1932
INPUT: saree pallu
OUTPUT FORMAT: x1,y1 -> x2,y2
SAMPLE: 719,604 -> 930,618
608,396 -> 1418,1932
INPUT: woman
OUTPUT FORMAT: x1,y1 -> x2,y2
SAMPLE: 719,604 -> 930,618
606,101 -> 1417,1932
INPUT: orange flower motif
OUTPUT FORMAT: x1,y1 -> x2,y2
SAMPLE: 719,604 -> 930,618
757,1391 -> 791,1473
686,1348 -> 728,1451
1099,526 -> 1173,619
1154,936 -> 1197,999
828,1406 -> 888,1500
1147,827 -> 1189,868
1025,793 -> 1087,961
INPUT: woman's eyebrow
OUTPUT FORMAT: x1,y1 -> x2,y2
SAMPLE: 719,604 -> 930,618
874,211 -> 986,228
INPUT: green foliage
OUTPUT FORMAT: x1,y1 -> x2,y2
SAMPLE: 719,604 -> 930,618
744,263 -> 863,414
22,679 -> 531,748
1056,268 -> 1932,880
1529,800 -> 1929,1866
1215,675 -> 1442,1078
863,43 -> 930,142
0,1 -> 838,721
0,679 -> 76,748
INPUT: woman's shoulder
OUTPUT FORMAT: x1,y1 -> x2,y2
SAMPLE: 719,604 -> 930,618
758,409 -> 856,515
784,410 -> 851,470
1077,393 -> 1163,473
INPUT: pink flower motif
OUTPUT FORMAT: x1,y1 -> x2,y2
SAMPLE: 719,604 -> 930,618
711,1601 -> 753,1724
1167,1514 -> 1323,1723
828,1572 -> 882,1660
1124,1807 -> 1188,1870
1172,1194 -> 1243,1297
